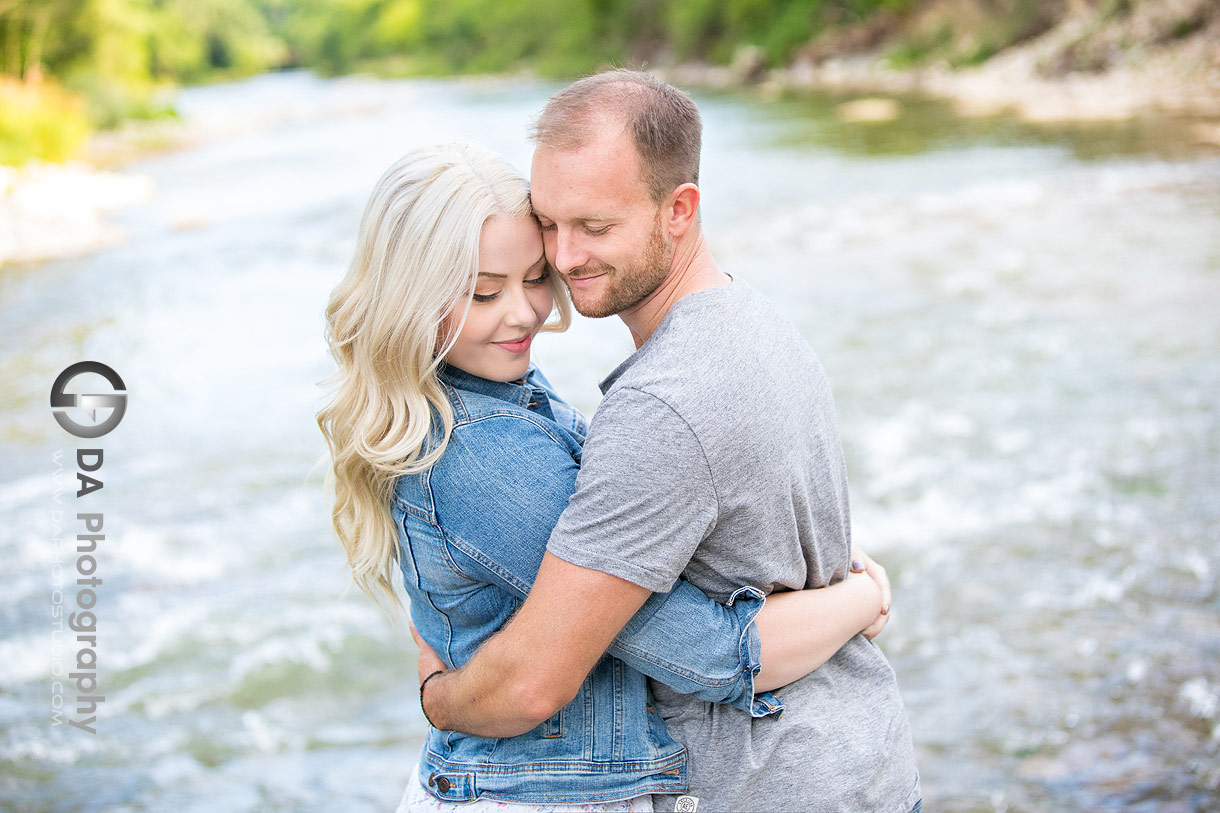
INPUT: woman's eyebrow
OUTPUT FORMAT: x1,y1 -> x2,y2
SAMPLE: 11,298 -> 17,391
477,255 -> 545,279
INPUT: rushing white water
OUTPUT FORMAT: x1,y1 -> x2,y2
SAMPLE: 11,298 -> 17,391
1,71 -> 1218,811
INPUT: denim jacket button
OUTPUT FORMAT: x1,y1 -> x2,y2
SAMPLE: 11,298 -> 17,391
436,776 -> 451,793
427,773 -> 435,787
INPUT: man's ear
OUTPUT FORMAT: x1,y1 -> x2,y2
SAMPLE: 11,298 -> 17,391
665,183 -> 700,237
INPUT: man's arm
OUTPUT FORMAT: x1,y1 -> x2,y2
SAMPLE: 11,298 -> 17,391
421,551 -> 649,737
420,388 -> 890,734
419,550 -> 895,733
415,410 -> 776,729
421,389 -> 715,736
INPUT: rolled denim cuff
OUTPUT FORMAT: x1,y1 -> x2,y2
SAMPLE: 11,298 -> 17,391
725,585 -> 786,720
607,579 -> 787,715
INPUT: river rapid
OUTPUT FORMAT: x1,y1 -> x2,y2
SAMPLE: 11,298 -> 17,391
2,71 -> 1218,811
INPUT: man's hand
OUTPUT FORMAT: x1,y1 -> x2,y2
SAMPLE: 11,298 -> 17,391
849,547 -> 892,641
410,620 -> 447,684
417,552 -> 652,737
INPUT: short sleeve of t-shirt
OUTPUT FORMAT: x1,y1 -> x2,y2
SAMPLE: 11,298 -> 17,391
546,386 -> 718,593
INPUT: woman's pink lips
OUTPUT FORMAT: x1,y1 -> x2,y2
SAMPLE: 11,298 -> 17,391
493,334 -> 533,354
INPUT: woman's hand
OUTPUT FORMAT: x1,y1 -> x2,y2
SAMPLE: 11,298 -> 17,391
410,620 -> 447,684
753,550 -> 894,691
849,547 -> 891,641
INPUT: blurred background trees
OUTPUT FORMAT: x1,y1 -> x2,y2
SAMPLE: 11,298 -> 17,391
1,0 -> 1214,165
1,0 -> 920,164
1,0 -> 284,162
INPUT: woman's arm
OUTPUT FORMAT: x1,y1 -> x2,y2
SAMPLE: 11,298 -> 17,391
754,578 -> 875,692
753,553 -> 889,692
607,548 -> 889,709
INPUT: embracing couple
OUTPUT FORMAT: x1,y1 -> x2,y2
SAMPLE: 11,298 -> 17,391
318,70 -> 920,813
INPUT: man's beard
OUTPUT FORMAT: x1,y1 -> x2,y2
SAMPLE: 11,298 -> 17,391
567,213 -> 672,319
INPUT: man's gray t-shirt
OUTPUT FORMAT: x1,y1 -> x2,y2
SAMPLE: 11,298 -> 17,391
548,280 -> 920,812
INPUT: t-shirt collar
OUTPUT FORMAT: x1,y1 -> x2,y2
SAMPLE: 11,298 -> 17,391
598,277 -> 742,394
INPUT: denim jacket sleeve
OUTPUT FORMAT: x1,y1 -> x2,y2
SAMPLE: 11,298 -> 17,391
429,413 -> 782,718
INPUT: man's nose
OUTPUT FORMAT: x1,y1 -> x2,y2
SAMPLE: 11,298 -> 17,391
549,227 -> 587,275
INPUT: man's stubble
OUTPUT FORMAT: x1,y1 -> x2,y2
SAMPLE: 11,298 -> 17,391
567,210 -> 672,319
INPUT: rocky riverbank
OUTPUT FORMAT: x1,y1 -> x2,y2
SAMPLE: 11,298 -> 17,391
663,0 -> 1220,137
0,161 -> 154,267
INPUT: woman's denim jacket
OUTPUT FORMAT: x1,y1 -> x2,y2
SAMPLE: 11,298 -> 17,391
392,363 -> 783,804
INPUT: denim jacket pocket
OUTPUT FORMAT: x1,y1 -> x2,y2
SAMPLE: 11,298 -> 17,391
542,707 -> 563,739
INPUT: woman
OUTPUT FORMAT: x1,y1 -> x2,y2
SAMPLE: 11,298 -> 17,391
317,143 -> 890,811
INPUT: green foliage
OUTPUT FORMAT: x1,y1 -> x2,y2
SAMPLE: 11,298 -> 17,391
759,3 -> 822,66
0,0 -> 1108,164
0,0 -> 288,162
664,0 -> 725,62
293,0 -> 392,75
1171,14 -> 1205,40
950,40 -> 997,68
2,0 -> 283,95
886,23 -> 954,69
65,74 -> 176,130
152,0 -> 286,81
382,0 -> 634,77
1101,0 -> 1133,22
255,0 -> 923,79
663,0 -> 920,68
0,0 -> 1045,102
0,78 -> 91,164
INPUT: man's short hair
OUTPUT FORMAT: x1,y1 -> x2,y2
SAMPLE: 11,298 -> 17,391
530,69 -> 702,204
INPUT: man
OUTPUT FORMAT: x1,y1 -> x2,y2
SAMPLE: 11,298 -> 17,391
417,70 -> 920,812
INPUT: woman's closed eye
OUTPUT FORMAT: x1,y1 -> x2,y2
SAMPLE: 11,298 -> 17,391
471,270 -> 549,302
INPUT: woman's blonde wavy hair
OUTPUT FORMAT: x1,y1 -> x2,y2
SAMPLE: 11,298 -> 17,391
317,142 -> 571,617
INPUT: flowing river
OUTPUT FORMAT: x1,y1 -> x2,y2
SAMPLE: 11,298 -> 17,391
2,71 -> 1218,811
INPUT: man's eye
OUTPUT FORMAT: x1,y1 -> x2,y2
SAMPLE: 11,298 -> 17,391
585,225 -> 610,236
539,222 -> 557,232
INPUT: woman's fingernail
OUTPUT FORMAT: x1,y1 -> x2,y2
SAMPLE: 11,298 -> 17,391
850,559 -> 865,572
